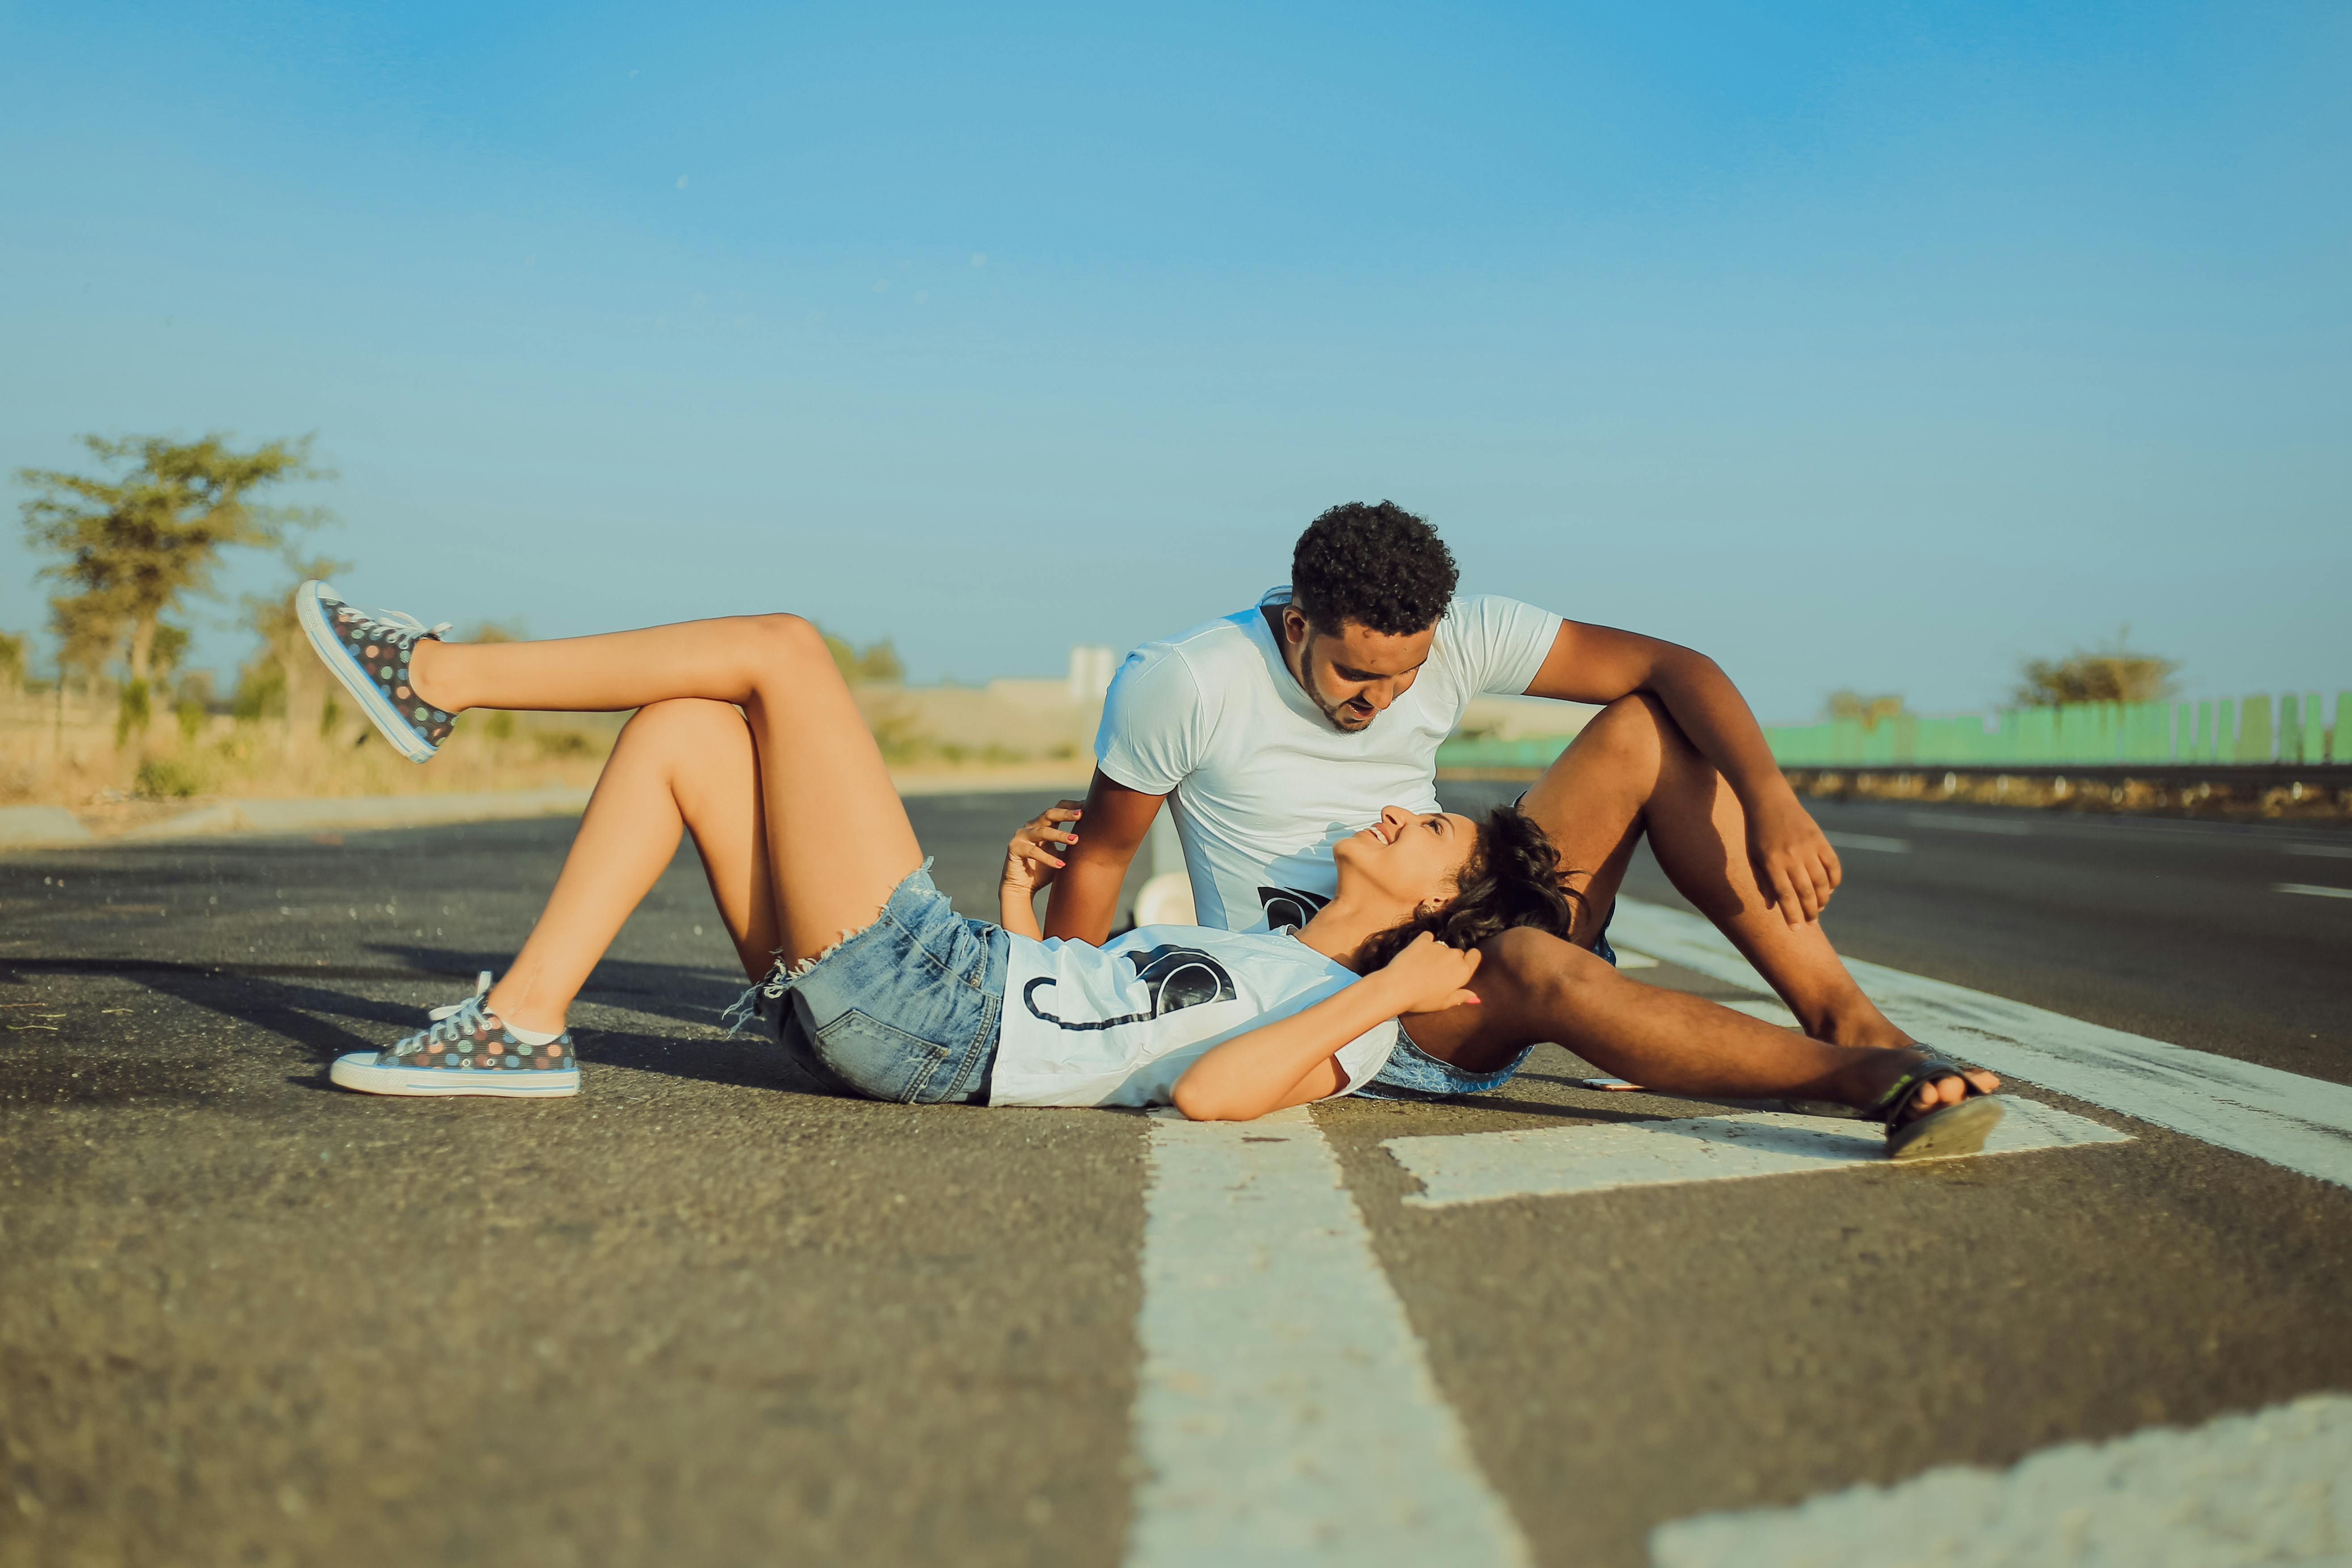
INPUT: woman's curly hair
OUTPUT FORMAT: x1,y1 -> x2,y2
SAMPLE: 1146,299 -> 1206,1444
1352,806 -> 1583,973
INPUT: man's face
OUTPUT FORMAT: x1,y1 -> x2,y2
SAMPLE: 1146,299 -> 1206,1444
1281,606 -> 1435,732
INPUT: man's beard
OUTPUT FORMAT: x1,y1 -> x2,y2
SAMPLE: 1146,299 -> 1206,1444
1290,626 -> 1377,731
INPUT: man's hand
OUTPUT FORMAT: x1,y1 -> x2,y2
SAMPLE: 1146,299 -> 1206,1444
1374,932 -> 1484,1014
1748,795 -> 1842,924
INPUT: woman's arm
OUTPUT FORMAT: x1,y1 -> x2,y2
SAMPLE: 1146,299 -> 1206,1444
1000,800 -> 1085,940
1172,935 -> 1480,1121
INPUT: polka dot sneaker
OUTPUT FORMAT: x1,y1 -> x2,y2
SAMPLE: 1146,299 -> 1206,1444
330,989 -> 579,1098
295,580 -> 456,764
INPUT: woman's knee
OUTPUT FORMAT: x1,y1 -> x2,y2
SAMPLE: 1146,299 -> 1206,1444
739,613 -> 829,670
622,697 -> 753,758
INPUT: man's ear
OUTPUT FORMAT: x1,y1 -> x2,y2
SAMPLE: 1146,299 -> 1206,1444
1283,605 -> 1310,647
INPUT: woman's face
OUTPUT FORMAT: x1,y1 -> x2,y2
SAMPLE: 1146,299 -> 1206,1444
1332,806 -> 1480,915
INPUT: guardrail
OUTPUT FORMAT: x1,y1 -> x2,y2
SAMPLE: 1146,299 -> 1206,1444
1435,690 -> 2352,774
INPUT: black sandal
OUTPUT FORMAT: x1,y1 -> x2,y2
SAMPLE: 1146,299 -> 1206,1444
1867,1054 -> 2004,1161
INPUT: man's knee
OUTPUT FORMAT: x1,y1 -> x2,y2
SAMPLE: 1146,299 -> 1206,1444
1476,925 -> 1615,1009
1586,693 -> 1698,764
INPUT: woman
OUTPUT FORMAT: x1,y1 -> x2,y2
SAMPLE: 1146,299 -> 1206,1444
297,584 -> 2000,1146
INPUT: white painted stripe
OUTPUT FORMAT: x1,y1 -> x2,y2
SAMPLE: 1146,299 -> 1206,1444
1126,1107 -> 1529,1567
2286,842 -> 2352,859
1649,1392 -> 2352,1568
1386,1099 -> 2127,1208
2277,881 -> 2352,900
1900,811 -> 2033,835
1611,898 -> 2352,1192
1610,947 -> 1662,969
1822,832 -> 1909,853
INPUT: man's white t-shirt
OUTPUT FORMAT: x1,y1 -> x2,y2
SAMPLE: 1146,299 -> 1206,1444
1094,588 -> 1562,932
989,924 -> 1397,1106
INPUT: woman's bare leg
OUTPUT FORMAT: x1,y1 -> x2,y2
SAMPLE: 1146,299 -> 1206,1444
486,699 -> 778,1032
408,613 -> 921,986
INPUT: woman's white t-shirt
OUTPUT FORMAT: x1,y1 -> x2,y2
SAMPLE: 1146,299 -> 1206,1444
1094,588 -> 1561,931
989,924 -> 1397,1107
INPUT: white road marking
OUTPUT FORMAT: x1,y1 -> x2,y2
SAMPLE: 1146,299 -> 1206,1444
1386,1099 -> 2127,1208
1900,811 -> 2033,835
1611,947 -> 1662,969
2287,842 -> 2352,859
1126,1107 -> 1529,1567
1822,832 -> 1909,853
1611,898 -> 2352,1191
1649,1392 -> 2352,1568
2276,881 -> 2352,900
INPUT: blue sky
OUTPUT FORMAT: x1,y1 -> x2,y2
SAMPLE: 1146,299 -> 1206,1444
4,0 -> 2345,720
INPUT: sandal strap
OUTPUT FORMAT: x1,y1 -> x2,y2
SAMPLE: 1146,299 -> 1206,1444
1864,1055 -> 1981,1131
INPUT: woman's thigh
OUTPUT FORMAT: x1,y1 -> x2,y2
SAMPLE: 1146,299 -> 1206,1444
735,614 -> 927,965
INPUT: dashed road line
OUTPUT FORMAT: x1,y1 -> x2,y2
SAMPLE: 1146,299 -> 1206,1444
1386,1098 -> 2127,1207
1611,898 -> 2352,1192
1126,1107 -> 1530,1567
1901,812 -> 2033,836
1649,1392 -> 2352,1567
2287,842 -> 2352,859
1822,832 -> 1909,853
2277,881 -> 2352,900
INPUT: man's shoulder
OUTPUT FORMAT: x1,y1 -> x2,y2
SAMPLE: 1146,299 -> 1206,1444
1126,605 -> 1265,677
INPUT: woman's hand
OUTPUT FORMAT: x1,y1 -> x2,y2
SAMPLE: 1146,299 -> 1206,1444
1747,795 -> 1842,925
1375,931 -> 1483,1014
1002,801 -> 1084,899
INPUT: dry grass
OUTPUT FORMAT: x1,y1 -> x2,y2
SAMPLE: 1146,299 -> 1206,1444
0,694 -> 621,820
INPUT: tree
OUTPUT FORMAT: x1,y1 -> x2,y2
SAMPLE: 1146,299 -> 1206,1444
18,433 -> 329,727
823,629 -> 904,684
2012,629 -> 2177,706
1825,689 -> 1907,728
242,553 -> 351,759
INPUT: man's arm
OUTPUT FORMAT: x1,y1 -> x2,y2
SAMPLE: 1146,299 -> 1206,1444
1523,620 -> 1841,922
1041,769 -> 1165,944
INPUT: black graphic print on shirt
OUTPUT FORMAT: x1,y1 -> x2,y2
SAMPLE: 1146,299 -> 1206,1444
1022,943 -> 1240,1032
1257,886 -> 1332,931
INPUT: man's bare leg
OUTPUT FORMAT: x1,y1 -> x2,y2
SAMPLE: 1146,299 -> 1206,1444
1519,694 -> 1910,1048
1458,928 -> 1992,1118
1398,694 -> 1910,1072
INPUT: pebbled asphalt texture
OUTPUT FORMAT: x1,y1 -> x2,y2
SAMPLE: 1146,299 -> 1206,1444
4,790 -> 2348,1567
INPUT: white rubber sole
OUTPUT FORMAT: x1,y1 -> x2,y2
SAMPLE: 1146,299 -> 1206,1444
330,1051 -> 579,1097
295,581 -> 436,765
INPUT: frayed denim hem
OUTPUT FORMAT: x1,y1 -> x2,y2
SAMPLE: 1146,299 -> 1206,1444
718,858 -> 936,1038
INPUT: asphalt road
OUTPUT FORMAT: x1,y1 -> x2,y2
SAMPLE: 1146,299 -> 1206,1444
5,792 -> 2349,1567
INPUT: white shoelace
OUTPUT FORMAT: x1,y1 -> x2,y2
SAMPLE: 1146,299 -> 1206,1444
429,971 -> 494,1021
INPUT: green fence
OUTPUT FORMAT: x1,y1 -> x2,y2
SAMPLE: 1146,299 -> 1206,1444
1435,690 -> 2352,773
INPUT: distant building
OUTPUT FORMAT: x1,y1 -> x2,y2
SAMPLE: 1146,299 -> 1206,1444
1067,645 -> 1116,702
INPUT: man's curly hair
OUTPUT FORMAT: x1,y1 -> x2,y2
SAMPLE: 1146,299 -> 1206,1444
1352,807 -> 1583,974
1291,501 -> 1458,636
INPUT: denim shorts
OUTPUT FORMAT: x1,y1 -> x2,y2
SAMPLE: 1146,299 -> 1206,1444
1354,913 -> 1616,1100
767,862 -> 1008,1105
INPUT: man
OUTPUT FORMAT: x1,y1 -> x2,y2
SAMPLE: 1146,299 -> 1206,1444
1045,500 -> 1923,1096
